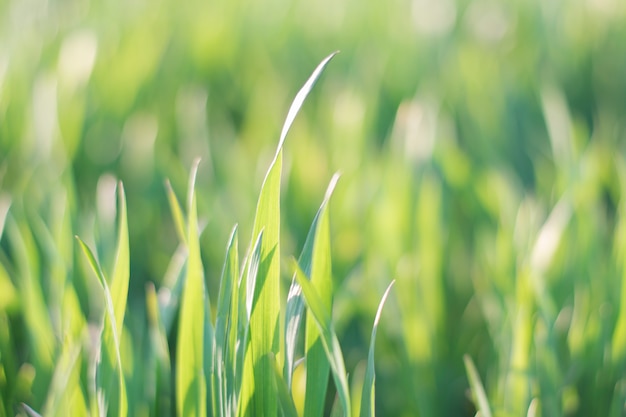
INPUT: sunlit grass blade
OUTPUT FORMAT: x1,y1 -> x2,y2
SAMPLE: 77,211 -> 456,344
212,225 -> 239,417
110,182 -> 130,353
240,51 -> 337,417
276,51 -> 338,153
21,403 -> 43,417
176,159 -> 207,417
76,237 -> 128,417
293,260 -> 351,417
166,179 -> 187,246
237,230 -> 264,416
304,174 -> 339,417
360,280 -> 395,417
270,353 -> 298,417
146,282 -> 172,416
464,354 -> 492,417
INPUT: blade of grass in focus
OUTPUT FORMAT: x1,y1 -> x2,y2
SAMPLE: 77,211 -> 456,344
212,225 -> 239,417
360,280 -> 395,417
293,260 -> 351,417
76,237 -> 128,417
176,159 -> 208,417
239,51 -> 337,417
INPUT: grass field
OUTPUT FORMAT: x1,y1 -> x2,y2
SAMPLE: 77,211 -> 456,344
2,0 -> 626,415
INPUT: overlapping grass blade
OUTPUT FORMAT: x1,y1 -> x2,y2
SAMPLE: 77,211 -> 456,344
293,261 -> 351,417
76,237 -> 128,417
212,225 -> 239,417
176,159 -> 208,417
146,282 -> 172,416
360,281 -> 395,417
166,179 -> 187,246
463,354 -> 492,417
40,341 -> 85,417
237,231 -> 264,416
239,51 -> 337,417
270,353 -> 298,417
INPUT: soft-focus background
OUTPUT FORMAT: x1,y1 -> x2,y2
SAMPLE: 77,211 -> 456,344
2,0 -> 626,415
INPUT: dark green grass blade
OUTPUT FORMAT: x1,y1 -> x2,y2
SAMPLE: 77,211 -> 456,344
360,281 -> 395,417
293,261 -> 351,417
176,159 -> 207,417
464,354 -> 492,417
239,51 -> 337,417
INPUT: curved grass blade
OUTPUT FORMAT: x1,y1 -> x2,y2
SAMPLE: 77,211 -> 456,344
146,282 -> 172,416
293,260 -> 350,417
165,179 -> 187,246
212,225 -> 239,417
276,51 -> 338,156
76,237 -> 128,417
360,281 -> 395,417
176,159 -> 207,417
463,354 -> 492,417
270,353 -> 298,417
111,182 -> 130,351
240,51 -> 337,417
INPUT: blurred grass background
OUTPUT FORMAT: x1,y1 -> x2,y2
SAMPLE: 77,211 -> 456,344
2,0 -> 626,415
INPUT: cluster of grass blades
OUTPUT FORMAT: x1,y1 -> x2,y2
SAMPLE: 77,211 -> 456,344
14,52 -> 396,416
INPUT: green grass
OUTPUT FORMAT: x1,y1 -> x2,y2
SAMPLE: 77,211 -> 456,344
3,0 -> 626,415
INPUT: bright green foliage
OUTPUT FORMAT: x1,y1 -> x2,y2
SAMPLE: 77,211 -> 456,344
75,183 -> 130,417
175,159 -> 208,417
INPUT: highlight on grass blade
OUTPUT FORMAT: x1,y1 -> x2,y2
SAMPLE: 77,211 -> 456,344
76,237 -> 128,417
293,260 -> 351,417
464,354 -> 492,417
284,174 -> 340,390
360,280 -> 395,417
176,158 -> 207,417
240,52 -> 336,417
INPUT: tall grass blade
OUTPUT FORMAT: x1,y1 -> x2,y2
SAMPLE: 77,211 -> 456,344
110,182 -> 130,354
463,354 -> 492,417
165,179 -> 187,246
360,281 -> 395,417
293,260 -> 351,417
270,353 -> 299,417
212,225 -> 239,417
176,159 -> 207,417
240,51 -> 336,417
76,237 -> 128,417
146,282 -> 172,416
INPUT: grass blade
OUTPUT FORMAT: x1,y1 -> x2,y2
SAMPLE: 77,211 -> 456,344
212,225 -> 239,417
240,51 -> 336,417
76,237 -> 128,417
293,260 -> 351,417
360,281 -> 395,417
176,159 -> 207,417
110,182 -> 130,355
464,354 -> 492,417
165,179 -> 187,246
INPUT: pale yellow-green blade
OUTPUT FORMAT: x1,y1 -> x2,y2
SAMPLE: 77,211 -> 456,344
293,260 -> 351,417
176,159 -> 207,417
464,354 -> 492,417
360,281 -> 395,417
76,237 -> 128,417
